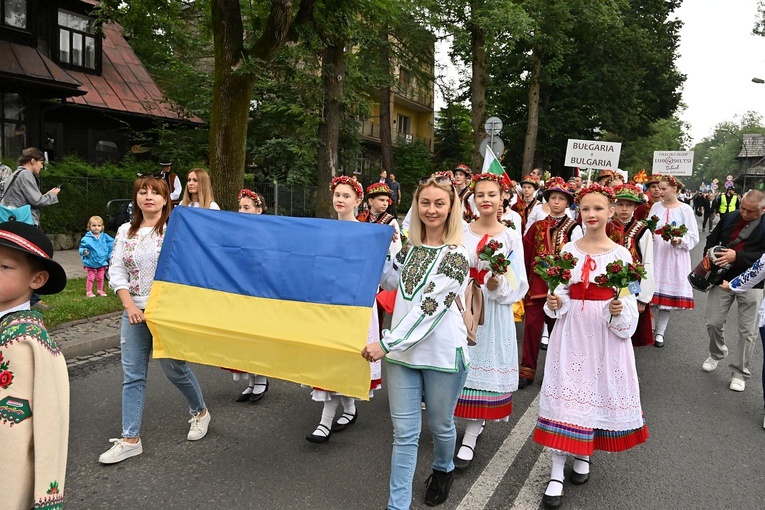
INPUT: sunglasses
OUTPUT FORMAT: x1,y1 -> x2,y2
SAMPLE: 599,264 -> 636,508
418,174 -> 454,186
137,173 -> 164,179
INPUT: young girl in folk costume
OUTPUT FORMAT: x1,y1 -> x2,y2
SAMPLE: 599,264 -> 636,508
514,175 -> 543,234
454,173 -> 529,469
613,183 -> 656,347
362,171 -> 470,509
179,168 -> 220,210
649,174 -> 699,347
230,189 -> 270,403
519,177 -> 583,389
305,176 -> 383,443
538,184 -> 647,509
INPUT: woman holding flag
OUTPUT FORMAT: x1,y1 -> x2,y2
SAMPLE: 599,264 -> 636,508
363,171 -> 470,510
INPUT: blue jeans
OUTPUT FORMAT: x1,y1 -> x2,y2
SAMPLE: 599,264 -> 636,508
120,311 -> 206,438
386,357 -> 468,510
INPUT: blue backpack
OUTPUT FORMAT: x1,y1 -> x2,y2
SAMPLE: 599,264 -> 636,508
0,170 -> 34,224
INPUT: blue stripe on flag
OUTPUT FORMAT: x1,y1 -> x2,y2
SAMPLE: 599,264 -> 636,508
156,207 -> 393,307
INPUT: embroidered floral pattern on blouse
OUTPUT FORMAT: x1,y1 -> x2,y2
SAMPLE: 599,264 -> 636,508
436,250 -> 469,285
0,311 -> 59,355
0,351 -> 12,389
123,229 -> 164,298
731,257 -> 763,289
401,247 -> 438,295
444,291 -> 457,308
425,282 -> 436,294
421,296 -> 439,316
396,243 -> 413,265
35,482 -> 64,510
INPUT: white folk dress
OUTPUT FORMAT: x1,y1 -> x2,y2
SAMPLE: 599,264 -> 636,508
533,242 -> 648,455
649,202 -> 699,309
454,225 -> 529,421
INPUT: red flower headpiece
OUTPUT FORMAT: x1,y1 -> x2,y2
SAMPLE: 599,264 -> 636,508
366,182 -> 392,197
238,189 -> 266,209
330,175 -> 363,198
575,183 -> 615,204
520,174 -> 541,189
500,175 -> 514,193
544,176 -> 575,203
660,174 -> 684,190
470,172 -> 503,189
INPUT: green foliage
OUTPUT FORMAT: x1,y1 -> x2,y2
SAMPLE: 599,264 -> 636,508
393,140 -> 433,210
434,100 -> 473,171
43,278 -> 123,330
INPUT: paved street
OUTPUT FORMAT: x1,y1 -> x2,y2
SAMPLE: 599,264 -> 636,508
65,224 -> 765,509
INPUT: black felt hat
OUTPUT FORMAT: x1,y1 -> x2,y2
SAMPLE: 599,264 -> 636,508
0,221 -> 67,294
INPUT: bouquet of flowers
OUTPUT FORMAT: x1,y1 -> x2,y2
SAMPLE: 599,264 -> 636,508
644,214 -> 660,232
478,239 -> 511,275
532,252 -> 578,293
655,222 -> 687,242
594,260 -> 648,299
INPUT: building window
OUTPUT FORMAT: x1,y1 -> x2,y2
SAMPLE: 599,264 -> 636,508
397,114 -> 410,134
1,93 -> 27,159
94,140 -> 120,165
2,0 -> 26,29
58,9 -> 96,70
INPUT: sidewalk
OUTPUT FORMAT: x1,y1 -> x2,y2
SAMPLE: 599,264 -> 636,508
50,249 -> 122,360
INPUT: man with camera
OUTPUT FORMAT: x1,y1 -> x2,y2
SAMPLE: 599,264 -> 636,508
702,190 -> 765,392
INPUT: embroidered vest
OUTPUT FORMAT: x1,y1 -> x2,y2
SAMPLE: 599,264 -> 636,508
607,219 -> 625,245
513,198 -> 538,231
621,219 -> 648,263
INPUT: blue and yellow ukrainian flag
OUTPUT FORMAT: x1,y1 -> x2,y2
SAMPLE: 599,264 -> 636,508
145,207 -> 393,399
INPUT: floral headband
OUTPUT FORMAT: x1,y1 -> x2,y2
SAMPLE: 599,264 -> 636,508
238,189 -> 265,208
575,183 -> 615,204
470,172 -> 503,189
330,175 -> 363,198
660,174 -> 684,190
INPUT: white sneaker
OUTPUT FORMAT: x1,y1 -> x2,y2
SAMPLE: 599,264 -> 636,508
187,410 -> 211,441
98,438 -> 142,464
730,378 -> 746,392
702,357 -> 719,372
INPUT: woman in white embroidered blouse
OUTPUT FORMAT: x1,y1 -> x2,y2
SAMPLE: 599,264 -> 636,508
179,168 -> 220,210
363,171 -> 470,510
98,176 -> 211,465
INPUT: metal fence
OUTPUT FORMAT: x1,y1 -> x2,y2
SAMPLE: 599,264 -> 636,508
38,176 -> 318,233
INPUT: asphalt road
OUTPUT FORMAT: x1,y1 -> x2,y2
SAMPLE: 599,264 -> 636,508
65,220 -> 765,509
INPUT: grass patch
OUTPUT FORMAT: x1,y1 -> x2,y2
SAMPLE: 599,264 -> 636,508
41,278 -> 123,330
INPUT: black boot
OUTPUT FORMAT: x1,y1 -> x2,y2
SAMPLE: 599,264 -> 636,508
424,469 -> 454,506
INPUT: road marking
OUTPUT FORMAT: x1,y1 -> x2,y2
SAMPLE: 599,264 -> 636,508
456,393 -> 540,510
511,450 -> 548,509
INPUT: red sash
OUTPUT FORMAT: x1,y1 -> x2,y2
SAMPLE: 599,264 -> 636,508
570,283 -> 613,301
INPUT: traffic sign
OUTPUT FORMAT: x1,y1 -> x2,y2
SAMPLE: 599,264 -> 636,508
479,136 -> 504,158
726,174 -> 734,181
484,117 -> 503,135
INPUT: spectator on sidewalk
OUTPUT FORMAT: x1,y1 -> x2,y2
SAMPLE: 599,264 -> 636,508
386,172 -> 401,218
159,160 -> 182,207
79,215 -> 114,298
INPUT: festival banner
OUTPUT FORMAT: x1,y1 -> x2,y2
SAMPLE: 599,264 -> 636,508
652,151 -> 694,176
564,139 -> 622,170
145,207 -> 393,399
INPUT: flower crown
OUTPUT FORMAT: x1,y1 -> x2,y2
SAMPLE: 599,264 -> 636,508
470,172 -> 503,189
660,174 -> 683,190
330,175 -> 363,198
544,176 -> 569,192
575,183 -> 615,204
238,189 -> 265,208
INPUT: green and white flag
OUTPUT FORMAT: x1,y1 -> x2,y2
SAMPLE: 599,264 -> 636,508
482,146 -> 505,176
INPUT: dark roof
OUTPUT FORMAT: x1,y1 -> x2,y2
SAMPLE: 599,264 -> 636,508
65,22 -> 202,123
0,40 -> 85,98
737,134 -> 765,158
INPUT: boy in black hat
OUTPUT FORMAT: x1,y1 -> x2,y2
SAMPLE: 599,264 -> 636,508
0,221 -> 69,509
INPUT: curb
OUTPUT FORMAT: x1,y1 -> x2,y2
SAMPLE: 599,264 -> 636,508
49,311 -> 123,332
61,333 -> 120,360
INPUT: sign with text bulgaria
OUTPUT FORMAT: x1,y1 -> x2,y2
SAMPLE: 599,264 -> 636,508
652,151 -> 694,176
564,139 -> 622,170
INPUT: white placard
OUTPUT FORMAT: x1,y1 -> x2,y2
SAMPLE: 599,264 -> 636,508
564,139 -> 622,170
652,151 -> 694,176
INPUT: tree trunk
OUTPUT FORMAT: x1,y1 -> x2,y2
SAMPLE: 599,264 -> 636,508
378,25 -> 393,175
316,42 -> 346,218
522,46 -> 542,176
470,3 -> 487,172
208,0 -> 295,211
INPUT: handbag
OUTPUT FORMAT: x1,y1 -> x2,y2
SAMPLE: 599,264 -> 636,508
0,204 -> 33,224
455,277 -> 485,346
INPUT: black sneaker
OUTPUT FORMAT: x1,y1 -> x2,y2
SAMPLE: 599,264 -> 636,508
424,469 -> 454,506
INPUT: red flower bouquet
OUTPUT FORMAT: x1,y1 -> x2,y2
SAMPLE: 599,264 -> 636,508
533,252 -> 578,293
644,214 -> 660,232
478,239 -> 511,275
594,260 -> 647,298
655,222 -> 687,242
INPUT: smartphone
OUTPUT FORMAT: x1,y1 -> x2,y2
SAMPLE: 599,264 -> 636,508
56,183 -> 63,188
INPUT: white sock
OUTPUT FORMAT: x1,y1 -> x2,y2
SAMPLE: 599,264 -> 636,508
340,396 -> 356,416
545,452 -> 567,496
240,374 -> 256,394
573,455 -> 590,475
312,397 -> 339,437
252,374 -> 268,394
457,420 -> 485,461
654,309 -> 671,337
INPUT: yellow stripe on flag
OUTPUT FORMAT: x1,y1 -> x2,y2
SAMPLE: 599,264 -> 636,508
145,281 -> 374,399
